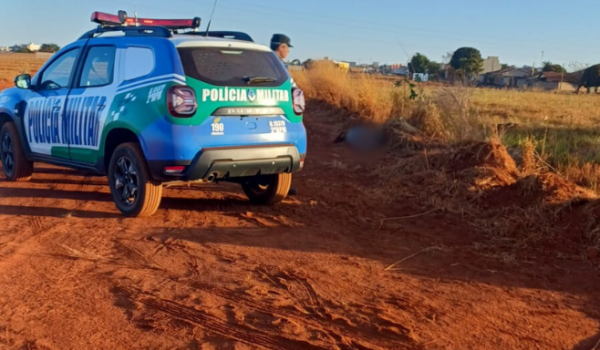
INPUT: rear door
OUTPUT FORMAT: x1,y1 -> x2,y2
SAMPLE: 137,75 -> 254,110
176,46 -> 302,147
23,47 -> 81,160
66,44 -> 117,163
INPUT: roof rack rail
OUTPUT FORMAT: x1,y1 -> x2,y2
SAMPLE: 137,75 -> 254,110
79,26 -> 173,40
191,31 -> 254,42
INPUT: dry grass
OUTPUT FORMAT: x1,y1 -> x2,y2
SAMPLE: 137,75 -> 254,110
293,64 -> 490,143
292,61 -> 402,124
294,64 -> 600,191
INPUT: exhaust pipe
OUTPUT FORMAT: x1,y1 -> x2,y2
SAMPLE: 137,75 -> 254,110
206,173 -> 217,183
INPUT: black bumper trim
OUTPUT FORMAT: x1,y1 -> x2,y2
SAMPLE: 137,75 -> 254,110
148,145 -> 301,182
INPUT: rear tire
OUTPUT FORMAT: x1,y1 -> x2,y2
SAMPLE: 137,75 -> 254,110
107,142 -> 163,217
241,173 -> 292,205
0,122 -> 33,182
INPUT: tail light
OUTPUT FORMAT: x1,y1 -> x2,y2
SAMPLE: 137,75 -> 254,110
292,87 -> 305,115
167,86 -> 197,117
163,166 -> 186,175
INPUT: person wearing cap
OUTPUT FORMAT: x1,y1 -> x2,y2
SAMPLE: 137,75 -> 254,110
270,34 -> 293,63
270,34 -> 298,196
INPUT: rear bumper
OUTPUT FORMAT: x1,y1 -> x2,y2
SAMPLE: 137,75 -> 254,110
148,144 -> 303,182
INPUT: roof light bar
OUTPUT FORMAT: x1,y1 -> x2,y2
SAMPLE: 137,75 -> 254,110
124,17 -> 201,30
91,11 -> 200,30
91,11 -> 127,26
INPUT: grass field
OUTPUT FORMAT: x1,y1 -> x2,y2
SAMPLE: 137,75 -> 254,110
292,64 -> 600,190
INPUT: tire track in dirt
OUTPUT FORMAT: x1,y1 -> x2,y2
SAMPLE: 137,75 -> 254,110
113,285 -> 328,350
0,214 -> 55,264
175,277 -> 405,350
108,230 -> 417,349
168,276 -> 411,349
107,234 -> 409,349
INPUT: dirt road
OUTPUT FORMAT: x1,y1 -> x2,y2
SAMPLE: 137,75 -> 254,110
0,107 -> 599,350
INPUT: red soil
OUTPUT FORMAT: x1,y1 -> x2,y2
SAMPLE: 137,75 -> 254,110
0,99 -> 599,349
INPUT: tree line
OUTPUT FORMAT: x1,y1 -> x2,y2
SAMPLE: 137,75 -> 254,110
11,43 -> 60,53
409,47 -> 569,81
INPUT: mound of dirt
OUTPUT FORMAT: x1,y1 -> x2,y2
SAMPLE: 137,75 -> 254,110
482,173 -> 597,209
448,142 -> 520,195
450,142 -> 519,175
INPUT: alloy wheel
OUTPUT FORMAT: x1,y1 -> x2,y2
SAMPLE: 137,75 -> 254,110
1,132 -> 14,177
114,156 -> 139,206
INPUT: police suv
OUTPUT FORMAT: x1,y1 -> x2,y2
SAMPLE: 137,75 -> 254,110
0,11 -> 307,217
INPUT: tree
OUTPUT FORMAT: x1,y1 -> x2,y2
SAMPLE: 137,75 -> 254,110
39,43 -> 60,53
409,53 -> 430,74
542,61 -> 566,73
427,61 -> 441,80
449,47 -> 483,81
14,46 -> 30,53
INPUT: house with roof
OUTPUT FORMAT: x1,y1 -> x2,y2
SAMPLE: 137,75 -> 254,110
479,67 -> 533,88
529,71 -> 582,91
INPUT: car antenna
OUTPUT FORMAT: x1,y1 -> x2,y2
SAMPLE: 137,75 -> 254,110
133,0 -> 139,26
205,0 -> 219,37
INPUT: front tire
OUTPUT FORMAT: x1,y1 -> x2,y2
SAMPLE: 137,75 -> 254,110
0,122 -> 33,182
107,142 -> 163,217
241,173 -> 292,205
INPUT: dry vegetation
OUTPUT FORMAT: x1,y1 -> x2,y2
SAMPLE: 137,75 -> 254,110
292,63 -> 600,191
293,63 -> 600,255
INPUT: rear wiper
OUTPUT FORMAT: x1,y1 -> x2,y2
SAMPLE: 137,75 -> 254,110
243,76 -> 276,85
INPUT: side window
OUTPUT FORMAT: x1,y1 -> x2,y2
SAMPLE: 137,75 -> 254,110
79,46 -> 116,87
124,47 -> 155,81
39,48 -> 80,90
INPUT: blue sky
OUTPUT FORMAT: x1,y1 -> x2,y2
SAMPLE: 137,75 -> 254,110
1,0 -> 598,70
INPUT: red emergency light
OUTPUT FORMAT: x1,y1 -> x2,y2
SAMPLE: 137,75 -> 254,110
91,11 -> 200,30
91,11 -> 128,26
125,17 -> 201,30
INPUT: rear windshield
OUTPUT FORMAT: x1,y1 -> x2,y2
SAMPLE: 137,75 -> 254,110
177,47 -> 288,87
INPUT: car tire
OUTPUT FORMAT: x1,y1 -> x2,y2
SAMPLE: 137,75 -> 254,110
0,122 -> 33,182
107,142 -> 163,217
241,173 -> 292,205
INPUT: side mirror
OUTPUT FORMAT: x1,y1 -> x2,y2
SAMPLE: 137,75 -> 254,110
14,74 -> 32,89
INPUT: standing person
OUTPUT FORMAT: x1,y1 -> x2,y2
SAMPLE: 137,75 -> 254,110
270,34 -> 293,64
270,34 -> 298,196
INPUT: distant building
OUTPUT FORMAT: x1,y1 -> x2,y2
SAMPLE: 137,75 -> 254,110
26,43 -> 41,52
479,67 -> 532,88
387,64 -> 409,76
0,47 -> 9,52
481,56 -> 501,74
530,71 -> 582,91
413,73 -> 429,82
348,61 -> 357,68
